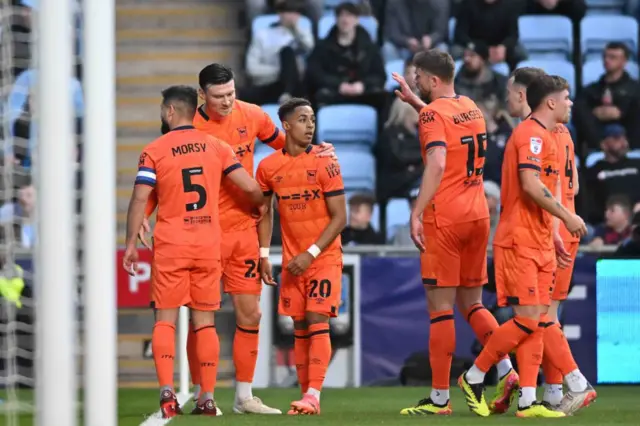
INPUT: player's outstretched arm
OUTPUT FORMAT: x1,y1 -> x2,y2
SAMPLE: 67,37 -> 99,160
123,184 -> 153,275
519,169 -> 587,238
226,166 -> 265,206
412,146 -> 446,218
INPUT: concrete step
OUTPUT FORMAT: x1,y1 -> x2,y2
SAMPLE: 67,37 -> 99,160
117,144 -> 145,169
117,50 -> 233,78
116,4 -> 243,31
116,119 -> 159,139
117,27 -> 243,44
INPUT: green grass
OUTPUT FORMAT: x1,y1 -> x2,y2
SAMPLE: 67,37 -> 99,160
2,386 -> 638,425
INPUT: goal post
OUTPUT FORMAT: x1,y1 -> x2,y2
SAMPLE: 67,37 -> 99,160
82,0 -> 116,425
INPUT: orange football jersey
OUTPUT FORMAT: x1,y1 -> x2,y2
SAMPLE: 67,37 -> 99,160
193,100 -> 286,231
553,124 -> 579,243
256,145 -> 344,266
417,95 -> 489,227
135,125 -> 241,259
493,118 -> 559,251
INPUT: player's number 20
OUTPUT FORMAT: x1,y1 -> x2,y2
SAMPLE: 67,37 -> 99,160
460,134 -> 487,177
181,167 -> 207,211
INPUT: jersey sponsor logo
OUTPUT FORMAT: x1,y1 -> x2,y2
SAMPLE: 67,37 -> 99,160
325,163 -> 341,179
171,142 -> 207,157
183,216 -> 212,225
420,110 -> 435,124
452,109 -> 483,125
307,170 -> 317,183
275,189 -> 321,202
138,152 -> 148,166
526,155 -> 541,163
544,165 -> 559,176
237,126 -> 248,139
530,137 -> 543,154
274,175 -> 284,183
234,143 -> 253,157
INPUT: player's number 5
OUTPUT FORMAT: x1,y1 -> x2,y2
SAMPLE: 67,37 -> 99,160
182,167 -> 207,211
460,134 -> 487,178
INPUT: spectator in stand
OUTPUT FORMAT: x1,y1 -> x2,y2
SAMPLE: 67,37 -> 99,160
452,0 -> 526,71
391,187 -> 419,246
574,42 -> 640,150
246,0 -> 324,24
525,0 -> 586,28
588,194 -> 633,248
585,124 -> 640,224
381,0 -> 450,61
243,0 -> 314,105
484,180 -> 501,245
616,210 -> 640,256
342,193 -> 384,245
306,2 -> 386,108
0,177 -> 36,249
454,42 -> 508,106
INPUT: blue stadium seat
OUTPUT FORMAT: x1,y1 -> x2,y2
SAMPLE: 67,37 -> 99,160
518,15 -> 573,60
253,146 -> 272,175
251,14 -> 313,36
585,0 -> 626,15
449,18 -> 456,41
385,198 -> 410,241
345,191 -> 380,232
385,59 -> 404,91
454,60 -> 509,76
317,105 -> 377,148
324,0 -> 359,8
317,14 -> 378,41
586,149 -> 640,168
582,59 -> 640,86
580,15 -> 638,61
454,59 -> 463,75
336,147 -> 376,192
517,59 -> 576,93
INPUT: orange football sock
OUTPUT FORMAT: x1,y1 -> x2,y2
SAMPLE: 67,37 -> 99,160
475,315 -> 538,372
307,322 -> 331,392
294,328 -> 310,393
542,317 -> 578,376
152,321 -> 176,388
187,323 -> 200,386
429,310 -> 455,390
463,303 -> 511,366
542,355 -> 564,385
233,324 -> 260,383
195,325 -> 220,394
515,322 -> 544,388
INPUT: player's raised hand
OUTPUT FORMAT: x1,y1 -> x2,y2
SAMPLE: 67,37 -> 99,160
410,214 -> 426,253
554,235 -> 572,269
137,217 -> 152,249
563,213 -> 588,239
286,252 -> 314,276
259,257 -> 277,286
392,72 -> 417,105
122,244 -> 139,277
316,141 -> 337,160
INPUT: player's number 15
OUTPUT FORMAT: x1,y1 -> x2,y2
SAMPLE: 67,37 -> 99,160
460,134 -> 487,178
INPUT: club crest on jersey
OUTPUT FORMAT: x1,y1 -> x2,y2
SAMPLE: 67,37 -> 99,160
529,137 -> 543,154
307,170 -> 317,183
237,126 -> 248,139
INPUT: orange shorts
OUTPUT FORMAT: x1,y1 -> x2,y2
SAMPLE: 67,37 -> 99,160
420,218 -> 489,287
151,255 -> 221,311
278,264 -> 342,318
552,241 -> 579,301
221,227 -> 262,295
494,245 -> 556,307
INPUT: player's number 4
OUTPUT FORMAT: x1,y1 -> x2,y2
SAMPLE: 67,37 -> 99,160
460,134 -> 487,177
182,167 -> 207,211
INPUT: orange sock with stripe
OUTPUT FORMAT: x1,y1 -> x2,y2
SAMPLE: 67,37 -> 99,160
429,310 -> 455,391
195,325 -> 220,396
541,316 -> 578,376
307,322 -> 331,397
294,328 -> 310,393
187,323 -> 201,387
233,324 -> 260,382
515,322 -> 544,407
152,321 -> 176,389
463,303 -> 513,376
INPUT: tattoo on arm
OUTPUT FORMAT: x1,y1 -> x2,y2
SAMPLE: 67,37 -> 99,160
542,187 -> 553,198
427,147 -> 446,157
533,172 -> 540,178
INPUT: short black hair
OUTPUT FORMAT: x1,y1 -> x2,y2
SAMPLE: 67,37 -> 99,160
413,49 -> 455,84
198,63 -> 234,89
161,85 -> 198,116
606,194 -> 632,212
278,97 -> 312,121
335,1 -> 360,17
348,193 -> 376,209
605,41 -> 630,59
511,67 -> 547,88
526,74 -> 570,112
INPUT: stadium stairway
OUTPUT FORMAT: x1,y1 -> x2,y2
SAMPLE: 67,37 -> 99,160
115,0 -> 246,388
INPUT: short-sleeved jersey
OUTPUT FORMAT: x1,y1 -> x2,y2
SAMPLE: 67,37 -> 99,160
135,125 -> 242,259
493,117 -> 559,251
193,99 -> 286,232
553,124 -> 579,243
256,145 -> 344,266
418,95 -> 489,227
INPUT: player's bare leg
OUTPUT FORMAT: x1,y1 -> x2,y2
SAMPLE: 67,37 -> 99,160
401,287 -> 455,416
153,308 -> 183,419
189,308 -> 222,416
457,287 -> 518,414
231,293 -> 281,414
289,312 -> 329,415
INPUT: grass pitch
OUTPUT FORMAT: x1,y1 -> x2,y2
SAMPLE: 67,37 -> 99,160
2,386 -> 638,425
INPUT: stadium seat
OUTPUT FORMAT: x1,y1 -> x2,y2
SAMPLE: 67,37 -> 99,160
317,14 -> 378,41
317,105 -> 377,148
517,59 -> 576,94
335,147 -> 376,192
253,146 -> 272,175
251,14 -> 313,36
385,59 -> 404,91
582,59 -> 640,86
454,59 -> 463,75
449,18 -> 456,41
345,191 -> 380,232
518,15 -> 573,60
585,149 -> 640,168
454,60 -> 509,76
385,198 -> 411,240
585,0 -> 626,15
580,15 -> 638,62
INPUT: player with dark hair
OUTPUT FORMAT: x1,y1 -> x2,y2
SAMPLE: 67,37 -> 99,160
256,97 -> 347,415
391,49 -> 516,416
123,85 -> 266,417
459,74 -> 588,418
506,69 -> 597,415
141,65 -> 335,414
